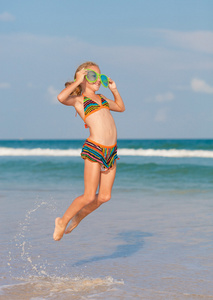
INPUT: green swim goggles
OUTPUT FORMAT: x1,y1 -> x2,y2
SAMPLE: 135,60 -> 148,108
85,69 -> 109,88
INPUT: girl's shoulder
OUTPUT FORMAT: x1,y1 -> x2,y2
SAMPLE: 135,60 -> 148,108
98,93 -> 107,100
74,94 -> 84,106
62,94 -> 83,107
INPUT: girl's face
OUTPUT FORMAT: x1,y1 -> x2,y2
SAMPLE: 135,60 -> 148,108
85,65 -> 101,92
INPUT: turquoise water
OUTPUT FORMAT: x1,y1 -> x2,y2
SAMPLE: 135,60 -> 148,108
1,139 -> 213,191
0,139 -> 213,299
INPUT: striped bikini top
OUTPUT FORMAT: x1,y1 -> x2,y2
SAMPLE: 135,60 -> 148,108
83,94 -> 110,128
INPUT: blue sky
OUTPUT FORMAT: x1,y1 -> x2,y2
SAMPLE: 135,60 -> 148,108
0,0 -> 213,139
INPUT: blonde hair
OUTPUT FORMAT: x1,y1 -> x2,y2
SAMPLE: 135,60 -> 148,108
65,61 -> 99,96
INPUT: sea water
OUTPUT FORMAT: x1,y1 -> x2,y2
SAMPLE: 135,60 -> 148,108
0,139 -> 213,299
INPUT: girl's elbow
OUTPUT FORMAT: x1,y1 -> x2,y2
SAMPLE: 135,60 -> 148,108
117,106 -> 125,112
57,94 -> 63,103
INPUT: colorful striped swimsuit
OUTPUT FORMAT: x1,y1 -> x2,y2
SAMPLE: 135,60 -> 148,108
83,94 -> 110,128
81,94 -> 118,171
81,138 -> 118,171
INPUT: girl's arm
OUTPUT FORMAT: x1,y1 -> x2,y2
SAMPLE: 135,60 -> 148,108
104,78 -> 125,112
57,68 -> 86,106
57,81 -> 80,106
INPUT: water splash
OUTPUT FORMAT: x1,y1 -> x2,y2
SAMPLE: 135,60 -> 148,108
8,198 -> 56,278
5,197 -> 125,299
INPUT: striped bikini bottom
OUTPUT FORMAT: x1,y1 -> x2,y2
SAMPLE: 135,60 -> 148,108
81,138 -> 119,171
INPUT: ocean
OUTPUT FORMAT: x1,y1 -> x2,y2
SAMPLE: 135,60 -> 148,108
0,139 -> 213,299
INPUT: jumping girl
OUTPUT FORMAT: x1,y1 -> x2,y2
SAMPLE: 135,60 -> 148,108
53,61 -> 125,241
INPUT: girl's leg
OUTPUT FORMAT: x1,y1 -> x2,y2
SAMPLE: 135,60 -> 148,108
65,162 -> 117,234
53,159 -> 101,241
64,193 -> 99,234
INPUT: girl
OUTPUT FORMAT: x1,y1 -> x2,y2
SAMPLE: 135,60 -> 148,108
53,61 -> 125,241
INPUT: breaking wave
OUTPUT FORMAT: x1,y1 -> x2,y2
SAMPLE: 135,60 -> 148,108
0,147 -> 213,158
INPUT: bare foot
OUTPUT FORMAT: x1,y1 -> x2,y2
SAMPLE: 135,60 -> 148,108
53,217 -> 66,241
65,218 -> 78,234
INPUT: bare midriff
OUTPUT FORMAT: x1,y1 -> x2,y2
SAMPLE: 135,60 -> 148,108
85,108 -> 117,146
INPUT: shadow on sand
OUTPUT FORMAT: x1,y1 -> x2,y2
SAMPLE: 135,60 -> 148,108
73,230 -> 152,266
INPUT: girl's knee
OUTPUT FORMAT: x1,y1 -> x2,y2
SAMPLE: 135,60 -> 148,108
83,193 -> 96,205
98,193 -> 111,203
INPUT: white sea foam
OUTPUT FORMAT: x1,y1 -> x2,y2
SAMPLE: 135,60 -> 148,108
0,276 -> 124,299
0,147 -> 81,157
118,148 -> 213,158
0,147 -> 213,158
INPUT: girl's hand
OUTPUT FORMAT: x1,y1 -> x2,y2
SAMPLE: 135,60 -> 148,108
75,68 -> 87,84
108,78 -> 117,91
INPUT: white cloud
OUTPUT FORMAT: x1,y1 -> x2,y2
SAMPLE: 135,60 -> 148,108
155,108 -> 168,122
146,92 -> 174,103
127,29 -> 213,54
47,86 -> 60,104
27,82 -> 34,88
0,32 -> 213,76
191,78 -> 213,94
155,92 -> 174,102
154,29 -> 213,54
0,12 -> 15,22
0,82 -> 10,89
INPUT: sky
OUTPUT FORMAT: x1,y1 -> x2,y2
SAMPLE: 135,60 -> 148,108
0,0 -> 213,139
